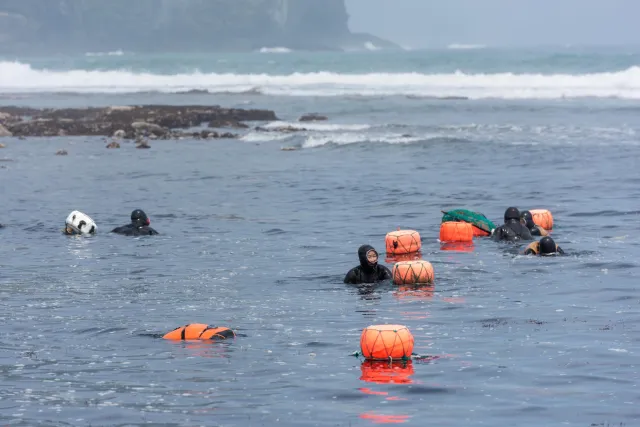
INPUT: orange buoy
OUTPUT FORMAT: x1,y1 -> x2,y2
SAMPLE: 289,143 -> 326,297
360,324 -> 414,360
439,221 -> 473,243
530,209 -> 553,230
359,360 -> 415,384
385,229 -> 421,255
392,260 -> 434,285
163,324 -> 236,341
472,226 -> 491,237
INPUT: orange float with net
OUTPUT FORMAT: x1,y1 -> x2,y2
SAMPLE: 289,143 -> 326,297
162,323 -> 236,341
530,209 -> 554,230
385,229 -> 421,255
392,260 -> 434,285
360,324 -> 414,360
439,221 -> 473,243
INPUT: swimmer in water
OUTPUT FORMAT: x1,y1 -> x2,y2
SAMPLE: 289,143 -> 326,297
111,209 -> 159,236
63,210 -> 97,235
491,207 -> 533,242
344,245 -> 392,284
523,236 -> 565,256
520,210 -> 549,236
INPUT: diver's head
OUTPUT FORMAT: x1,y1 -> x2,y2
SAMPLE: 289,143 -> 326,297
131,209 -> 150,227
64,210 -> 97,235
358,244 -> 378,270
520,210 -> 535,229
504,207 -> 520,222
539,236 -> 557,255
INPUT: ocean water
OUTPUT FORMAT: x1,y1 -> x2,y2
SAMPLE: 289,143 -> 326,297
1,48 -> 640,426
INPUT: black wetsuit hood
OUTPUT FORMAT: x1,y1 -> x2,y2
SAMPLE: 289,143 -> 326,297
539,236 -> 557,255
521,210 -> 536,230
358,244 -> 378,272
504,207 -> 520,222
131,209 -> 150,228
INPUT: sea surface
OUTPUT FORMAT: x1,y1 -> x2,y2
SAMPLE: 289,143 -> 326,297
0,47 -> 639,426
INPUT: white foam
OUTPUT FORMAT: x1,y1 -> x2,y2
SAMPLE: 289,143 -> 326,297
240,132 -> 293,142
302,133 -> 422,148
85,50 -> 126,57
447,44 -> 487,50
261,121 -> 371,132
3,61 -> 640,99
258,47 -> 292,53
364,42 -> 380,51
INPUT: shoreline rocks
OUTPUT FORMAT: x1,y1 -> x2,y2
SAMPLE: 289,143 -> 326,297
0,105 -> 279,140
299,113 -> 328,122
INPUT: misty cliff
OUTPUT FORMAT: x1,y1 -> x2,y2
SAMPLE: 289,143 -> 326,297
0,0 -> 396,54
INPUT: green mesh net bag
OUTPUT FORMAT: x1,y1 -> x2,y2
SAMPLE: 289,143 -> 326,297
441,209 -> 497,234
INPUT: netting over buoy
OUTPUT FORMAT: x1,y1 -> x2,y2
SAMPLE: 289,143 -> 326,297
439,221 -> 473,242
162,323 -> 236,341
530,209 -> 553,230
360,324 -> 414,360
392,260 -> 434,285
385,229 -> 421,255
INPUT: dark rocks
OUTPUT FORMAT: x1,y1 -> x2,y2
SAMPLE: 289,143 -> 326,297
136,142 -> 151,149
208,119 -> 249,129
55,150 -> 68,156
0,105 -> 277,140
106,141 -> 120,149
255,125 -> 307,133
299,113 -> 328,122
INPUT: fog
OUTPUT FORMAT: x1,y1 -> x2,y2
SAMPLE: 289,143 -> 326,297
346,0 -> 639,48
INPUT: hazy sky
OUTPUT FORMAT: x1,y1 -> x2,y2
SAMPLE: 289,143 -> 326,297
346,0 -> 638,48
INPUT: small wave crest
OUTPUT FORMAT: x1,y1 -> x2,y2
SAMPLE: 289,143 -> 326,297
3,61 -> 640,99
447,44 -> 487,50
258,47 -> 292,54
261,121 -> 371,132
85,50 -> 126,57
302,133 -> 425,148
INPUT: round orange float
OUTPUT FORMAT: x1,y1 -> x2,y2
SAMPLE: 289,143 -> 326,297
385,229 -> 421,255
163,323 -> 236,341
530,209 -> 553,230
472,226 -> 491,237
360,324 -> 414,360
439,221 -> 473,243
392,260 -> 434,285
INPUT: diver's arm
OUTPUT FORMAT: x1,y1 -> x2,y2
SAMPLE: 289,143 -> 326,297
344,268 -> 358,284
379,265 -> 393,281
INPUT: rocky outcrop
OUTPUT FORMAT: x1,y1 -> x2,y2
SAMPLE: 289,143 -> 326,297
0,0 -> 397,54
299,113 -> 328,122
0,105 -> 278,139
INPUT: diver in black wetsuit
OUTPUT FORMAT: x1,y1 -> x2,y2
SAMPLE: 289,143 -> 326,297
491,207 -> 533,242
520,210 -> 549,237
111,209 -> 159,236
344,244 -> 392,284
524,236 -> 564,256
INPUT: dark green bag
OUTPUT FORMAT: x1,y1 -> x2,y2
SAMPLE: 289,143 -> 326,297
441,209 -> 497,234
